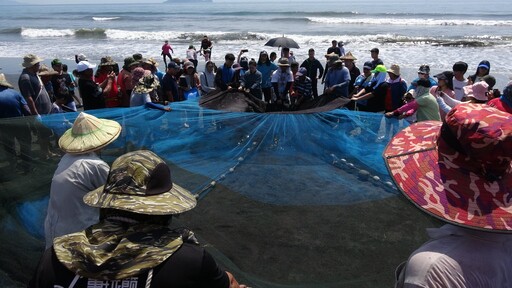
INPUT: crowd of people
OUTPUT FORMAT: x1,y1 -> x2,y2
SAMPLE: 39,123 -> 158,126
4,37 -> 511,119
1,38 -> 512,173
2,37 -> 512,287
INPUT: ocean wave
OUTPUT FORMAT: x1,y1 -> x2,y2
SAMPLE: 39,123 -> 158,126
308,17 -> 512,26
210,11 -> 358,17
14,27 -> 512,49
18,27 -> 106,38
21,28 -> 74,38
377,36 -> 491,47
92,17 -> 120,21
75,28 -> 107,38
105,30 -> 269,42
269,17 -> 312,24
0,27 -> 22,35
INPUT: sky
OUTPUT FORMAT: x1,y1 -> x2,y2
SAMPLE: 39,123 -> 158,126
13,0 -> 268,3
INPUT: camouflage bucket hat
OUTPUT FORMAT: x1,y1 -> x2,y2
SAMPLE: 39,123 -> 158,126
98,56 -> 118,67
133,71 -> 159,94
84,150 -> 197,215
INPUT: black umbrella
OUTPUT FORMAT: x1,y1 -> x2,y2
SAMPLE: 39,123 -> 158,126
264,36 -> 300,49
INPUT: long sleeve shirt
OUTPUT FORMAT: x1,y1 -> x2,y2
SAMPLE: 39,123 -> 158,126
241,70 -> 263,99
199,71 -> 216,95
324,66 -> 351,97
44,153 -> 109,248
300,58 -> 324,79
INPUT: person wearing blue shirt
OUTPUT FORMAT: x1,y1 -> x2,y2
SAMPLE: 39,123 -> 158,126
0,73 -> 33,173
215,53 -> 236,91
408,64 -> 437,92
324,59 -> 351,98
257,50 -> 278,103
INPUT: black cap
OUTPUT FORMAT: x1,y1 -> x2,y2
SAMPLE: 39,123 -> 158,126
167,62 -> 179,69
452,61 -> 468,73
482,75 -> 496,89
132,53 -> 143,61
417,64 -> 430,74
370,48 -> 379,53
434,71 -> 453,81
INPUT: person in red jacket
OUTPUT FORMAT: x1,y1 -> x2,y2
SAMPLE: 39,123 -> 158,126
488,81 -> 512,114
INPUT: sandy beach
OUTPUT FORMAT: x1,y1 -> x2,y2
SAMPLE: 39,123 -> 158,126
0,154 -> 441,288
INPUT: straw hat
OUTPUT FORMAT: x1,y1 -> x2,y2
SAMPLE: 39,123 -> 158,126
58,112 -> 121,154
22,54 -> 44,68
142,57 -> 159,68
328,55 -> 340,65
340,52 -> 357,61
0,73 -> 14,89
383,103 -> 512,232
84,150 -> 197,215
387,64 -> 401,76
324,52 -> 337,58
38,64 -> 58,76
277,58 -> 290,67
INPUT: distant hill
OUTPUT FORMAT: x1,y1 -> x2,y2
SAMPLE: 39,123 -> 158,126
164,0 -> 212,3
0,0 -> 21,4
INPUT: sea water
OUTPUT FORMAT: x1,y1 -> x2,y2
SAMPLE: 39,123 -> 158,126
0,0 -> 511,87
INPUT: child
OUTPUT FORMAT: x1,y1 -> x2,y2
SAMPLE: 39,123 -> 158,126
51,94 -> 74,113
385,91 -> 417,124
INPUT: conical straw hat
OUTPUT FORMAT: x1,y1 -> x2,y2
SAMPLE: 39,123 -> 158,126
59,112 -> 121,154
0,73 -> 14,89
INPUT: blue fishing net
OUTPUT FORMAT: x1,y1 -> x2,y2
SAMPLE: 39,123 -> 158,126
0,99 -> 441,287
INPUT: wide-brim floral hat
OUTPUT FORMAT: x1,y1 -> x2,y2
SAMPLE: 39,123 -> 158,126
383,103 -> 512,232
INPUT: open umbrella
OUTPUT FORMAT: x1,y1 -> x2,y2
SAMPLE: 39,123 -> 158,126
264,36 -> 300,49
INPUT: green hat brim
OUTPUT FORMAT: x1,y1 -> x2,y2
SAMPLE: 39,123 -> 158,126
83,182 -> 197,215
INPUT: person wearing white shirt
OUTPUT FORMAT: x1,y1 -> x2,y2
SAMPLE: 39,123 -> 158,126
452,61 -> 468,100
44,112 -> 121,248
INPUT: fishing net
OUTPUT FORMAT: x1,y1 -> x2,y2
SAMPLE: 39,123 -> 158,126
0,97 -> 441,287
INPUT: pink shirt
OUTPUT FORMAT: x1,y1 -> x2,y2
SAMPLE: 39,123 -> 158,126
395,100 -> 418,117
162,43 -> 172,54
429,86 -> 455,98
